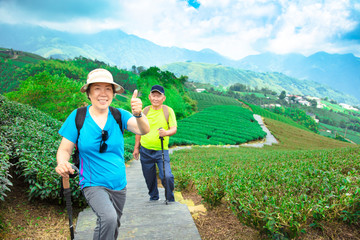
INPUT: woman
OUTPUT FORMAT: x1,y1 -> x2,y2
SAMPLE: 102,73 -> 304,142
55,68 -> 149,240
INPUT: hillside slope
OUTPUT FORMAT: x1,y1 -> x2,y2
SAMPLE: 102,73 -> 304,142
161,62 -> 360,105
1,23 -> 359,104
236,52 -> 360,102
264,118 -> 353,149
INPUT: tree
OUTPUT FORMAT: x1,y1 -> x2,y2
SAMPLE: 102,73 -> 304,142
310,99 -> 318,108
6,71 -> 88,121
229,83 -> 247,92
279,91 -> 286,100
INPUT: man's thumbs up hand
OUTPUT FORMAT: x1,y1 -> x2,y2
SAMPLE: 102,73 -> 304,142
131,89 -> 142,117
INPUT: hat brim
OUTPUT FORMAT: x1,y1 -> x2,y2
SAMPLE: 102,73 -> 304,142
150,89 -> 164,95
80,82 -> 124,94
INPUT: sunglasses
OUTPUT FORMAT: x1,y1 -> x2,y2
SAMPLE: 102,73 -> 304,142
99,130 -> 109,153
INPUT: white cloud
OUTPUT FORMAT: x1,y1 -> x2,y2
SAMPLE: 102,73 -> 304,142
0,0 -> 359,59
267,0 -> 357,56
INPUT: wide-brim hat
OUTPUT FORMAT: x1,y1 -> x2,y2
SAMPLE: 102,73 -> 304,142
80,68 -> 124,94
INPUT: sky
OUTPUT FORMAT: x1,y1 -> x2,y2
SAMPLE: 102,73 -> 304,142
0,0 -> 359,60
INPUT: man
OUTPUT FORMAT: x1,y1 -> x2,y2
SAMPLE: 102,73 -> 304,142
133,85 -> 177,202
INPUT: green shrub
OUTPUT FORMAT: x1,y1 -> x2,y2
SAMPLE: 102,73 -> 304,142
171,105 -> 266,146
0,139 -> 12,201
0,95 -> 84,204
171,146 -> 360,238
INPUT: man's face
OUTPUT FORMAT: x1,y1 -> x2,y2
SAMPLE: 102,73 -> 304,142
149,91 -> 166,107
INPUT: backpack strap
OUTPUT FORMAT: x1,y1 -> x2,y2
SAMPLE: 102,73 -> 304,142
72,106 -> 87,171
143,106 -> 151,116
143,105 -> 169,126
162,105 -> 169,125
109,106 -> 123,134
75,106 -> 87,143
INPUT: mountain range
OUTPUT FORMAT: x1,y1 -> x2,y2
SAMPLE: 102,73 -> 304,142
0,23 -> 359,105
161,62 -> 359,105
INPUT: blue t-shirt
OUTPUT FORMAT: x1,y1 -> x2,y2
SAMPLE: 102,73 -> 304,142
59,106 -> 132,190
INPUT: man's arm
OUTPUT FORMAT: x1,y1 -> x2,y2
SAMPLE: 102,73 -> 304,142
133,134 -> 141,160
159,126 -> 177,137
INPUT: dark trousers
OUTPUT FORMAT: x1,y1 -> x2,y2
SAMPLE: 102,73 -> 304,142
139,146 -> 175,201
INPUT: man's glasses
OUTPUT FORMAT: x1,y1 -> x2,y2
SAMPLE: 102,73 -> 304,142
99,130 -> 108,153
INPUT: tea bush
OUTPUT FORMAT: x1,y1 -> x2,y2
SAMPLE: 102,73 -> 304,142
172,146 -> 360,238
171,105 -> 266,146
0,137 -> 12,201
0,95 -> 85,203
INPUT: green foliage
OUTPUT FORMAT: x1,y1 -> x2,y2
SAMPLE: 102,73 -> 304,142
16,59 -> 87,82
70,57 -> 139,94
269,106 -> 319,133
279,90 -> 286,100
310,106 -> 360,133
0,95 -> 87,204
5,71 -> 89,121
0,58 -> 19,94
0,48 -> 48,94
319,123 -> 360,144
248,103 -> 312,132
189,92 -> 242,111
171,105 -> 266,146
137,67 -> 196,119
0,136 -> 12,201
172,146 -> 360,238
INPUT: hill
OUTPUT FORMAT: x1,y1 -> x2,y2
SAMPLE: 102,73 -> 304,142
1,23 -> 359,104
0,23 -> 233,69
236,52 -> 360,103
161,62 -> 360,105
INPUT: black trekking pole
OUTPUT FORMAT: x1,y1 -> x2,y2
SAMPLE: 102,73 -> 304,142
62,165 -> 79,240
159,129 -> 168,205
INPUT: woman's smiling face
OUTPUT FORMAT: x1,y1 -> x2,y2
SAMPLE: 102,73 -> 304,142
88,83 -> 114,110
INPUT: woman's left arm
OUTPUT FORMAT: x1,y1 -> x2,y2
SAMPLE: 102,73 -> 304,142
127,90 -> 150,135
127,115 -> 150,135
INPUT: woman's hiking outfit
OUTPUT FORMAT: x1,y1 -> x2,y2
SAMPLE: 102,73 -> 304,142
59,105 -> 132,239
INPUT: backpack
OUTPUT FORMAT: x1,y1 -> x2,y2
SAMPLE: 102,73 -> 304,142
71,106 -> 123,172
143,105 -> 169,127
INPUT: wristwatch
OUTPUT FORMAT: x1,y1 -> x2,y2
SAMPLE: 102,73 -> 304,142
133,112 -> 143,118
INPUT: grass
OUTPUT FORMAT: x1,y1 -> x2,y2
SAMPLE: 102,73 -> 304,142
171,118 -> 359,238
264,118 -> 354,149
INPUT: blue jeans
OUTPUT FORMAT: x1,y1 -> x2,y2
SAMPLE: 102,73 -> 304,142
139,146 -> 175,201
83,186 -> 126,240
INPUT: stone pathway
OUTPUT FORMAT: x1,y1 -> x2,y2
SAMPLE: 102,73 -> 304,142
74,159 -> 201,240
242,114 -> 278,147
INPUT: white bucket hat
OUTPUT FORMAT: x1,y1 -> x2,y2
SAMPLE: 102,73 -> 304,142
80,68 -> 124,94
